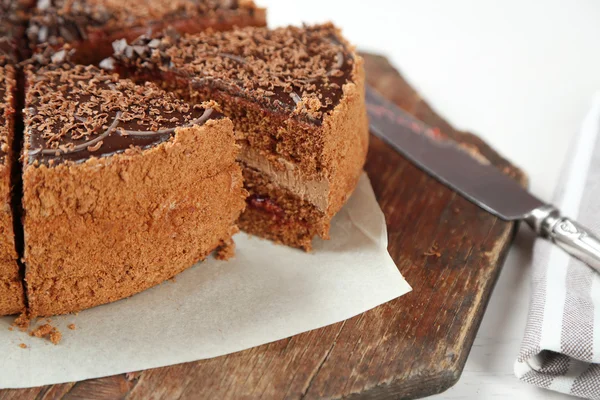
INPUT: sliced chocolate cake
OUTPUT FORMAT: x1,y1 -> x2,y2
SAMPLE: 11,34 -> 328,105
110,23 -> 369,250
26,0 -> 267,64
0,61 -> 25,316
22,62 -> 245,316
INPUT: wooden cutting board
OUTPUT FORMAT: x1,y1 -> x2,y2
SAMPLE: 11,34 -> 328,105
0,53 -> 526,400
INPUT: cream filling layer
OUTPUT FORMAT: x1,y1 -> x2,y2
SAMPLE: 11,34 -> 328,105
238,145 -> 329,212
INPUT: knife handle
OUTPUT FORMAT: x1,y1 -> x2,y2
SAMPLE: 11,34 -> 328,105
527,205 -> 600,273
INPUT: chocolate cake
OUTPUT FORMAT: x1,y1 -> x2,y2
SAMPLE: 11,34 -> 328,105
26,0 -> 267,64
22,61 -> 245,316
110,23 -> 369,250
0,60 -> 25,316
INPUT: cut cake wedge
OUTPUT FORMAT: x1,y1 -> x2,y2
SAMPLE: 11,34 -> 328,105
110,23 -> 369,250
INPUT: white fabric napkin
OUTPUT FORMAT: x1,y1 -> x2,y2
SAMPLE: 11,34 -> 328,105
515,94 -> 600,399
0,173 -> 411,389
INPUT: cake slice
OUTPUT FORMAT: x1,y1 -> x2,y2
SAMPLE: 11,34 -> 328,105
26,0 -> 267,64
110,23 -> 369,250
22,61 -> 245,316
0,61 -> 25,316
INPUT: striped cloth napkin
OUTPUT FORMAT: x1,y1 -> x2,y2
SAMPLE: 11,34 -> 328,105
515,94 -> 600,399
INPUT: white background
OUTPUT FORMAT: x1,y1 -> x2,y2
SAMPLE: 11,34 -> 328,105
262,0 -> 600,398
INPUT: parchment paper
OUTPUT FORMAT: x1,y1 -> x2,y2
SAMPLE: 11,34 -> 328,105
0,173 -> 411,389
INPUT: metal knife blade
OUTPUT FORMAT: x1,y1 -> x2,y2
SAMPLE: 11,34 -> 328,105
366,85 -> 600,273
366,85 -> 544,221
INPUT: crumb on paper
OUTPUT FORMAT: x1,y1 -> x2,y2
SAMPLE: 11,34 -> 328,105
50,329 -> 62,345
424,242 -> 441,258
8,326 -> 13,331
19,343 -> 27,349
13,312 -> 31,331
31,324 -> 53,338
30,324 -> 62,345
67,323 -> 76,330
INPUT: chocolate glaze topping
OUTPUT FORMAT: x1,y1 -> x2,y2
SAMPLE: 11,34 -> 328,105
25,63 -> 220,166
111,23 -> 355,123
27,0 -> 260,47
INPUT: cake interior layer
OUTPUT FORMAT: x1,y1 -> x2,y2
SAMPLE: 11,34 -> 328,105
238,144 -> 329,212
239,166 -> 328,251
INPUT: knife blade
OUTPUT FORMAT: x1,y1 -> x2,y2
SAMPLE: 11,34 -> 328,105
366,85 -> 600,273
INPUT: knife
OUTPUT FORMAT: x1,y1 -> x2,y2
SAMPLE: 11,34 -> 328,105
366,86 -> 600,273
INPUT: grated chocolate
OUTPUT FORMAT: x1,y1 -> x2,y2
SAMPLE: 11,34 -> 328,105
111,23 -> 355,123
24,63 -> 221,165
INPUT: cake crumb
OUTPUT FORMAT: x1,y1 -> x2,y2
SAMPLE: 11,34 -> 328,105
215,238 -> 236,260
8,326 -> 13,331
424,242 -> 441,258
19,343 -> 27,349
49,329 -> 62,345
68,324 -> 76,330
30,324 -> 62,345
31,324 -> 53,338
13,312 -> 31,331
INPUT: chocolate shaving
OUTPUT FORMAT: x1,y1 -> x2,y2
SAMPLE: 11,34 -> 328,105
99,57 -> 115,70
289,92 -> 302,105
218,52 -> 247,64
326,51 -> 344,76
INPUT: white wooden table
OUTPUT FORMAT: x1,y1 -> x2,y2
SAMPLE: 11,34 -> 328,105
262,0 -> 600,398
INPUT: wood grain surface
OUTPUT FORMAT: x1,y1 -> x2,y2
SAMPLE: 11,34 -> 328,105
0,53 -> 526,400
